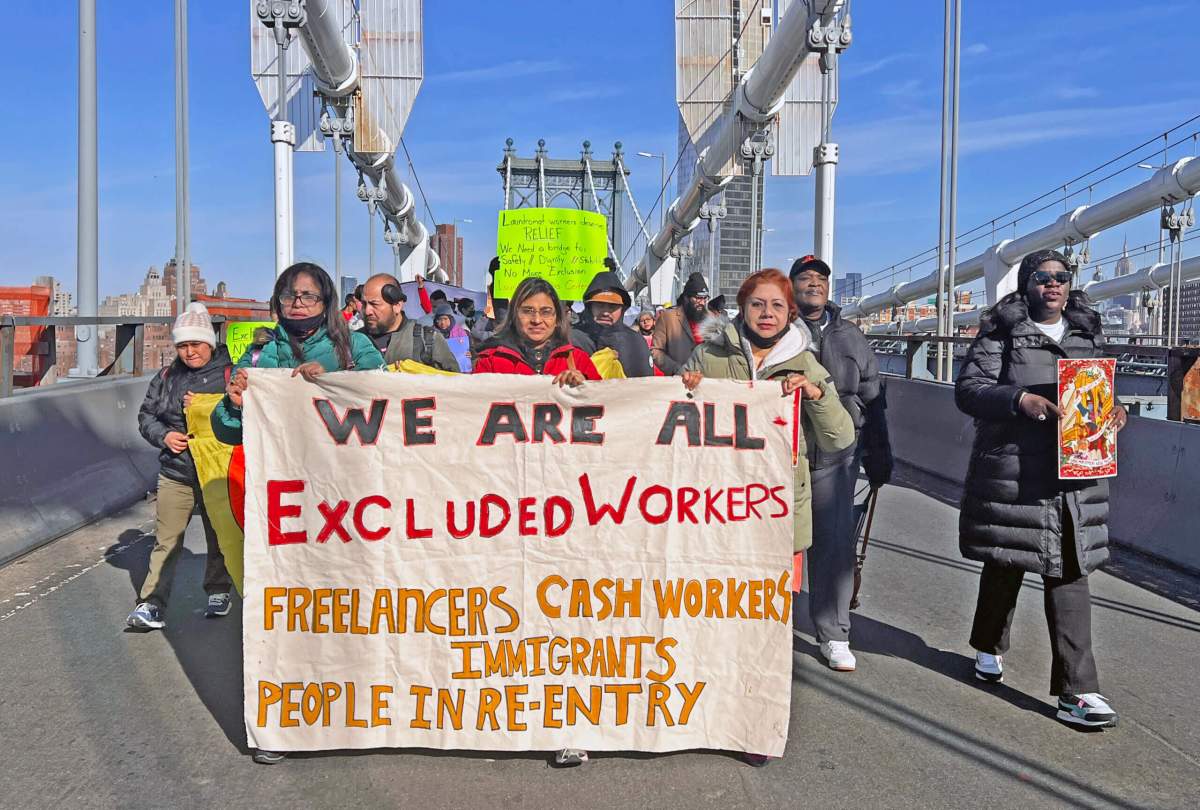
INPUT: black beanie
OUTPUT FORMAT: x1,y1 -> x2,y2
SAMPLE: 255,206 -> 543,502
681,272 -> 709,299
1017,249 -> 1071,294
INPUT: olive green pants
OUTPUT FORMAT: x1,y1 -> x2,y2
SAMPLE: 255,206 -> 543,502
139,475 -> 232,607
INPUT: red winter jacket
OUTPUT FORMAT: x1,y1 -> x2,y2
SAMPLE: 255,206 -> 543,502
473,340 -> 601,380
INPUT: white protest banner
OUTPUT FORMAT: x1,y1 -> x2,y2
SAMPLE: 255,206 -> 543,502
242,371 -> 795,755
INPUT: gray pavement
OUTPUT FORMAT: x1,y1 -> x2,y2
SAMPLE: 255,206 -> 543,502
1,476 -> 1198,810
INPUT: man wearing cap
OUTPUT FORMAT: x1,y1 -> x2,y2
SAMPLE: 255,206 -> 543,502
652,271 -> 711,375
360,273 -> 460,371
577,260 -> 653,377
127,303 -> 235,631
790,255 -> 893,672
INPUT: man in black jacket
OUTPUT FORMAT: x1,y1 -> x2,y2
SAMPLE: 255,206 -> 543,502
128,303 -> 234,631
576,261 -> 653,377
790,255 -> 894,672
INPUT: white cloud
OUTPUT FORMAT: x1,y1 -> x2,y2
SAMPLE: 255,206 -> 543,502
1052,84 -> 1100,101
843,53 -> 914,81
964,43 -> 990,57
546,86 -> 624,103
429,59 -> 565,83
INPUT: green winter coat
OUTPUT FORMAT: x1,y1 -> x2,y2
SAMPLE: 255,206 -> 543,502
211,324 -> 384,445
683,319 -> 856,551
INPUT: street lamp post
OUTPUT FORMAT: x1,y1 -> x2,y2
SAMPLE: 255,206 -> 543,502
636,151 -> 667,232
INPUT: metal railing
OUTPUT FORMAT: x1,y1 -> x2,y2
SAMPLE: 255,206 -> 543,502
0,315 -> 262,398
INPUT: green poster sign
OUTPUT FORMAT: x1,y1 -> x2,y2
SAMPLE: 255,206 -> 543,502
494,208 -> 608,300
225,321 -> 276,363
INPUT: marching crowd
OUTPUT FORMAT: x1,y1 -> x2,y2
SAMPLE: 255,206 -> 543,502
129,247 -> 1127,765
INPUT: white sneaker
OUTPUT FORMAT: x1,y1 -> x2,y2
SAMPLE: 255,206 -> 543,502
553,748 -> 588,767
1057,693 -> 1118,728
819,640 -> 856,672
974,651 -> 1004,683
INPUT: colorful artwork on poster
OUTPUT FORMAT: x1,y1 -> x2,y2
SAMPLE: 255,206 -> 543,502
1058,358 -> 1118,479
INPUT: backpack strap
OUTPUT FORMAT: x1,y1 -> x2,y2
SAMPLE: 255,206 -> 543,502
415,323 -> 435,367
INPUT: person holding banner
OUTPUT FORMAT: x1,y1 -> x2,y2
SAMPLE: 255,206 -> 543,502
127,303 -> 234,631
681,268 -> 856,556
212,262 -> 385,448
955,249 -> 1127,729
473,276 -> 601,383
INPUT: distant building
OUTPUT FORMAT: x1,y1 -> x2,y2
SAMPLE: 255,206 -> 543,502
1112,240 -> 1136,312
430,224 -> 465,287
0,282 -> 55,385
677,114 -> 764,299
835,272 -> 862,305
340,276 -> 360,305
1162,280 -> 1200,343
162,259 -> 209,312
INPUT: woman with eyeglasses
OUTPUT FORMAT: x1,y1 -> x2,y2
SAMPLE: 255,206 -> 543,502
956,249 -> 1127,730
212,262 -> 384,448
472,276 -> 601,384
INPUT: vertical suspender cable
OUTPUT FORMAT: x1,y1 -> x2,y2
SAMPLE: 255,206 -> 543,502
75,0 -> 99,376
934,0 -> 952,380
944,0 -> 962,380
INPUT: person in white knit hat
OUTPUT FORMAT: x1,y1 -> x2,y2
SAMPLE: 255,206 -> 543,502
127,302 -> 235,631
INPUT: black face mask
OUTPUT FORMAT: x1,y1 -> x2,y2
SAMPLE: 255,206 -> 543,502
280,312 -> 325,337
742,321 -> 787,350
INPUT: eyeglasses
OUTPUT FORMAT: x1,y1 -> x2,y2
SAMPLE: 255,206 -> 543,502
280,292 -> 322,305
517,306 -> 557,320
1031,270 -> 1072,286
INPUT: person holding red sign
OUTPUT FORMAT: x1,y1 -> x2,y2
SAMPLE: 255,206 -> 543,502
956,249 -> 1127,730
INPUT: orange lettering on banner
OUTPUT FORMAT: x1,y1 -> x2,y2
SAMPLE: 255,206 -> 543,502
705,579 -> 724,618
647,638 -> 678,683
566,684 -> 604,726
345,682 -> 368,728
778,571 -> 792,623
279,680 -> 302,727
322,683 -> 342,725
301,682 -> 325,726
477,688 -> 502,731
371,685 -> 393,727
536,575 -> 566,618
370,589 -> 396,634
409,684 -> 432,730
646,683 -> 674,727
436,689 -> 464,731
505,684 -> 528,732
677,681 -> 706,725
543,684 -> 564,728
604,684 -> 641,725
450,641 -> 484,679
257,681 -> 282,727
312,587 -> 332,633
748,580 -> 763,619
289,587 -> 312,631
264,587 -> 286,629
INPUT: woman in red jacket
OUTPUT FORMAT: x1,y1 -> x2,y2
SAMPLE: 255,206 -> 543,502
473,276 -> 601,384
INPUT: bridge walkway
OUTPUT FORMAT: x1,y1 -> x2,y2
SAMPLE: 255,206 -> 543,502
0,472 -> 1197,809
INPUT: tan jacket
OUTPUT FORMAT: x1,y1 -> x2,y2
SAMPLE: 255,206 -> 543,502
651,306 -> 701,375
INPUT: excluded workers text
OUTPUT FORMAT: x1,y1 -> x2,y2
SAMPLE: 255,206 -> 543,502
265,396 -> 790,546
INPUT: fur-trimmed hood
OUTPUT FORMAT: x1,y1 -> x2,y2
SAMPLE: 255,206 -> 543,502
978,290 -> 1102,338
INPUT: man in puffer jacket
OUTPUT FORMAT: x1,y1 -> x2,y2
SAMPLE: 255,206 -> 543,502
128,303 -> 234,631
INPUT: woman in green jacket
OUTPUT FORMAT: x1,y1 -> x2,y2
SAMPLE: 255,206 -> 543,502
682,268 -> 857,555
212,261 -> 384,447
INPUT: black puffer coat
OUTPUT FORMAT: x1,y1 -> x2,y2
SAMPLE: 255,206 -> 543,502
138,345 -> 232,484
800,303 -> 893,477
955,293 -> 1111,576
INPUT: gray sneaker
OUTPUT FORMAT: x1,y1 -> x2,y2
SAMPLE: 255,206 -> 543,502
253,749 -> 287,765
205,593 -> 232,618
553,748 -> 588,767
126,602 -> 165,631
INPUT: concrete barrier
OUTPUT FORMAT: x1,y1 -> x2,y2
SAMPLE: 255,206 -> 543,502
883,375 -> 1200,574
0,376 -> 158,565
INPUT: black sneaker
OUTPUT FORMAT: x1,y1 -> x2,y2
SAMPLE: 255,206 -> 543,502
205,593 -> 232,618
1057,693 -> 1118,728
126,602 -> 165,631
253,749 -> 287,764
743,753 -> 772,767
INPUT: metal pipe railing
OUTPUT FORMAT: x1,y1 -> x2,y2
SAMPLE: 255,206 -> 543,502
846,156 -> 1200,321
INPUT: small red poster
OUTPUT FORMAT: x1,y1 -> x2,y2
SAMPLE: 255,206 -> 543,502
1058,358 -> 1118,479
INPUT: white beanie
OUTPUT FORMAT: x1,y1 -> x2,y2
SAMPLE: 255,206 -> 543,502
172,302 -> 216,347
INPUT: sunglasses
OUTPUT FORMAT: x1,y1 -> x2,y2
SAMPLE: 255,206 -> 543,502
1031,270 -> 1072,286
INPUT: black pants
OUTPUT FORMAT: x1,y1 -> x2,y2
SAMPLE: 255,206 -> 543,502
969,510 -> 1099,696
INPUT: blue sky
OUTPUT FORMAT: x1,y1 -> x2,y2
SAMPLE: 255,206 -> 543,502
1,1 -> 1198,302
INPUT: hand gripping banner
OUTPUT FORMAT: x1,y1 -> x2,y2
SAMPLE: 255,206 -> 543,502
241,371 -> 796,755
